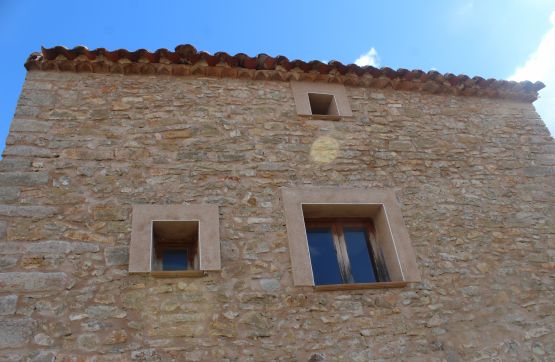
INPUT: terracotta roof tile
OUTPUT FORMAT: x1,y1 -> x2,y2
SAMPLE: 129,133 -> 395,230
25,44 -> 544,102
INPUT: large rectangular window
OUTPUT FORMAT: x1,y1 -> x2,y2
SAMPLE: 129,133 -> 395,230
305,219 -> 388,285
281,188 -> 421,288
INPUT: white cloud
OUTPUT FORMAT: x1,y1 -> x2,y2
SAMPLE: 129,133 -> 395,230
354,48 -> 380,67
510,11 -> 555,136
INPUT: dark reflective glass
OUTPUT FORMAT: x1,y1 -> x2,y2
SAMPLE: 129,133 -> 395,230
306,228 -> 343,285
344,227 -> 377,283
163,249 -> 188,271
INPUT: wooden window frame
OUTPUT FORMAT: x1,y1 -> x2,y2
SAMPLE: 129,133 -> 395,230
305,218 -> 389,285
281,187 -> 421,288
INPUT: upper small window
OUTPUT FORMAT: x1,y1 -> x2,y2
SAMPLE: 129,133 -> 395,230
308,93 -> 339,116
291,81 -> 352,120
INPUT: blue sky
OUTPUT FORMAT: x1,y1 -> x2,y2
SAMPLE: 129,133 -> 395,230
1,0 -> 554,156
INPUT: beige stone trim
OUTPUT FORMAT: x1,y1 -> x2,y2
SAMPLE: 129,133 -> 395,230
290,81 -> 353,118
281,187 -> 420,286
314,281 -> 408,291
129,204 -> 220,273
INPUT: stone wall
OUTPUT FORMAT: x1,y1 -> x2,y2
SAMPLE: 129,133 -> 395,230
0,70 -> 553,361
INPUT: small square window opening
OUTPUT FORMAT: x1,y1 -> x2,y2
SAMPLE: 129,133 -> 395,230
308,93 -> 339,116
152,221 -> 199,271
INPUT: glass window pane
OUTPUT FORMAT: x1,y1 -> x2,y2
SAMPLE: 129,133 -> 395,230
306,228 -> 343,285
163,249 -> 188,271
344,227 -> 377,283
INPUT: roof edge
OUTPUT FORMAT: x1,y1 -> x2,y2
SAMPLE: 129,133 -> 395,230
24,44 -> 545,103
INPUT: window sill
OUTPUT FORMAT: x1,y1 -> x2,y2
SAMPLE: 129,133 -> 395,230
150,271 -> 206,278
299,114 -> 352,121
313,281 -> 408,291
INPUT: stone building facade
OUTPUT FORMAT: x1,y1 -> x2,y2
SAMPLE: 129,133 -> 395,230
0,44 -> 553,361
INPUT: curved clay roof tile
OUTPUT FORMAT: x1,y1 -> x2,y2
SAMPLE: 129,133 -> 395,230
381,67 -> 397,79
242,55 -> 259,69
256,54 -> 275,70
275,56 -> 292,71
313,61 -> 332,75
26,44 -> 545,102
396,68 -> 409,77
174,44 -> 197,57
345,64 -> 363,76
158,48 -> 180,63
41,46 -> 62,60
233,53 -> 251,67
365,66 -> 382,78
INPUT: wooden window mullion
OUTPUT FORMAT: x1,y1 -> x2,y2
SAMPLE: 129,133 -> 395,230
332,223 -> 350,283
333,222 -> 353,284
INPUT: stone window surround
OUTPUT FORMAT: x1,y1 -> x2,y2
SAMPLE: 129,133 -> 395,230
129,204 -> 220,275
290,81 -> 353,120
281,187 -> 421,287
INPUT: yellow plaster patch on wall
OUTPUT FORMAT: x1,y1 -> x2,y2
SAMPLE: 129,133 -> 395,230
310,136 -> 339,163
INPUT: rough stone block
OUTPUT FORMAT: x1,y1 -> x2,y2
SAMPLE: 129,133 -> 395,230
77,333 -> 99,352
259,278 -> 280,292
93,205 -> 127,221
33,333 -> 53,346
0,256 -> 18,269
10,119 -> 52,133
0,242 -> 26,254
0,220 -> 6,240
0,187 -> 21,202
85,305 -> 127,319
0,272 -> 70,291
161,129 -> 192,139
26,350 -> 57,362
389,140 -> 414,152
523,166 -> 554,177
0,318 -> 37,348
25,240 -> 100,254
104,246 -> 129,266
131,349 -> 161,361
0,159 -> 32,172
14,105 -> 40,118
62,148 -> 114,160
21,90 -> 56,106
3,146 -> 58,158
103,330 -> 128,345
0,172 -> 49,186
0,205 -> 58,218
176,149 -> 207,161
0,295 -> 17,315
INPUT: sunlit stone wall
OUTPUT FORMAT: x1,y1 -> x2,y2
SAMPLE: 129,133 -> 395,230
0,70 -> 553,360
